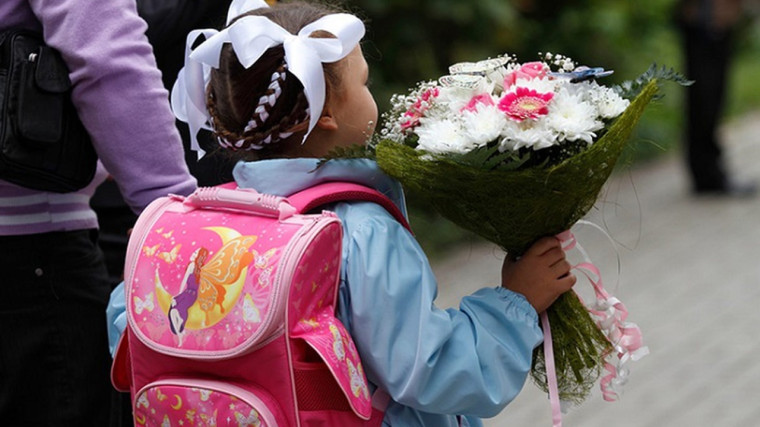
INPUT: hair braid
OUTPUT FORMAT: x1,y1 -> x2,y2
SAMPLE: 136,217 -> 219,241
205,91 -> 244,150
241,63 -> 288,135
216,86 -> 310,152
206,2 -> 346,159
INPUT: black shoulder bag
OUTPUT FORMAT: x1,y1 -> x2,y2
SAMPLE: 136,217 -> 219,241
0,29 -> 96,193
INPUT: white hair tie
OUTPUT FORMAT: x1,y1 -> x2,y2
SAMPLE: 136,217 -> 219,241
226,0 -> 271,26
171,0 -> 365,158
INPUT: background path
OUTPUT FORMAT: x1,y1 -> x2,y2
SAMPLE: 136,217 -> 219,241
431,112 -> 760,427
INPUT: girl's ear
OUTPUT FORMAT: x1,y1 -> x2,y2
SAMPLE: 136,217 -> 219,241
316,105 -> 339,131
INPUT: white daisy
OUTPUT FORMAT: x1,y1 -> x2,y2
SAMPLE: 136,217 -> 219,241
501,118 -> 558,151
461,102 -> 508,147
415,118 -> 475,154
437,83 -> 493,112
546,89 -> 603,144
509,76 -> 559,95
587,84 -> 630,119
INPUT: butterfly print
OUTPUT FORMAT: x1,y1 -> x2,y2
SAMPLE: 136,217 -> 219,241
142,244 -> 160,257
158,244 -> 181,263
134,293 -> 155,314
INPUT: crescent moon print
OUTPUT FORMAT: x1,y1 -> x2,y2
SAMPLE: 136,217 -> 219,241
170,394 -> 182,410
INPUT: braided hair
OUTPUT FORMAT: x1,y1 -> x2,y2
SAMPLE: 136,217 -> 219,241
207,2 -> 345,160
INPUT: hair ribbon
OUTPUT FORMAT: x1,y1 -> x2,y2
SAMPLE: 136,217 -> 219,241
226,0 -> 271,25
171,4 -> 364,158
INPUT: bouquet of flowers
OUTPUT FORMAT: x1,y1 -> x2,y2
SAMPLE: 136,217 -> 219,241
355,54 -> 690,404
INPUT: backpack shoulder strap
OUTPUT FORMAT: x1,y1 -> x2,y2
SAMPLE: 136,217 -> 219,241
287,182 -> 412,232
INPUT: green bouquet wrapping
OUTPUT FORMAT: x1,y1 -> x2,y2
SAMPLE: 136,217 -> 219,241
349,55 -> 690,404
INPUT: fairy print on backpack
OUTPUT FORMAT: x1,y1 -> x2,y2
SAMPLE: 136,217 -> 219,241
131,205 -> 265,352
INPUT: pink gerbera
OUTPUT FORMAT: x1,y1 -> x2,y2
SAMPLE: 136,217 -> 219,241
498,87 -> 554,121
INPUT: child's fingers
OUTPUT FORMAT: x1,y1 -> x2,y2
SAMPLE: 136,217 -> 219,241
541,247 -> 566,265
550,258 -> 573,279
525,236 -> 561,257
556,273 -> 577,292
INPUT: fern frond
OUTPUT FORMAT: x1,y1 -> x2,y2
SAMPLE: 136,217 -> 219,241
613,63 -> 694,100
316,144 -> 376,169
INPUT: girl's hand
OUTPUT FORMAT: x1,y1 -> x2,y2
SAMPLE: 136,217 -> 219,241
500,236 -> 576,313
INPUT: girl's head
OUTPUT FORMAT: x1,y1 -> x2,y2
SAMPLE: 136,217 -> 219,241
174,1 -> 376,160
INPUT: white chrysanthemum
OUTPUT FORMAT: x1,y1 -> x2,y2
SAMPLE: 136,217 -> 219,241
415,118 -> 475,154
510,77 -> 559,95
461,102 -> 508,147
563,81 -> 629,119
560,80 -> 594,100
545,89 -> 602,144
437,79 -> 494,111
500,118 -> 558,151
436,86 -> 475,112
588,84 -> 630,119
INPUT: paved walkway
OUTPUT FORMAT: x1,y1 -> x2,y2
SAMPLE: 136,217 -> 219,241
431,112 -> 760,427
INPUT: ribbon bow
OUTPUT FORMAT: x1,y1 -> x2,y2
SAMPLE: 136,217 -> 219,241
226,0 -> 271,25
171,0 -> 364,158
541,224 -> 648,427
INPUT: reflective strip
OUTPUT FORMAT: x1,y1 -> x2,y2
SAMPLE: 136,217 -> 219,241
0,193 -> 91,207
0,209 -> 96,226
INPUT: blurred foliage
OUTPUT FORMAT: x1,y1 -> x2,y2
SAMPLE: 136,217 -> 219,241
338,0 -> 760,256
349,0 -> 680,111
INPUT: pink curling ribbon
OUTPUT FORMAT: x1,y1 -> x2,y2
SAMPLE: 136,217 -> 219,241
542,228 -> 648,425
540,311 -> 563,427
572,259 -> 648,401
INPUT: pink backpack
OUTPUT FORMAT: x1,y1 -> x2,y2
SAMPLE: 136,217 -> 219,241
111,182 -> 410,426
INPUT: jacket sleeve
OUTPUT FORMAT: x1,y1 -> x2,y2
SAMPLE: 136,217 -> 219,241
28,0 -> 196,213
337,202 -> 544,418
106,282 -> 127,357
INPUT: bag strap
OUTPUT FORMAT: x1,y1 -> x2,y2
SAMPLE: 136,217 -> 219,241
287,182 -> 412,232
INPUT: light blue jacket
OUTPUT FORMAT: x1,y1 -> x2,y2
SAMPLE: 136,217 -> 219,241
107,158 -> 543,426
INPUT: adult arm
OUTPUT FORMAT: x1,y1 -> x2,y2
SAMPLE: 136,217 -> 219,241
28,0 -> 196,212
337,202 -> 543,418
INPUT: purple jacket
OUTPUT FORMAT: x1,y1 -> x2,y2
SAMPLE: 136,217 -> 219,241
0,0 -> 196,235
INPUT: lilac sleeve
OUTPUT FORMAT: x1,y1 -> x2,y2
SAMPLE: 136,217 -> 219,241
27,0 -> 196,212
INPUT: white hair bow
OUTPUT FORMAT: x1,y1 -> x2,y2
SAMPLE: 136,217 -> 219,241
226,0 -> 270,25
171,0 -> 364,158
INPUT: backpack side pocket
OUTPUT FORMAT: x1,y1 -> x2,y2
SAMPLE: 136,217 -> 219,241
133,378 -> 285,426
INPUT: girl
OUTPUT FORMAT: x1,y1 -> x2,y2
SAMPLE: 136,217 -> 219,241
109,1 -> 576,425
